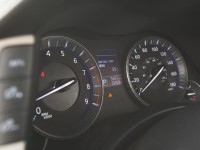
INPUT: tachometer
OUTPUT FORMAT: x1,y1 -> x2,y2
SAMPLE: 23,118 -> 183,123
33,36 -> 103,139
126,36 -> 188,105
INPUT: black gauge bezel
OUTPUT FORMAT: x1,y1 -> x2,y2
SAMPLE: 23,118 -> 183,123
126,36 -> 188,105
33,36 -> 104,139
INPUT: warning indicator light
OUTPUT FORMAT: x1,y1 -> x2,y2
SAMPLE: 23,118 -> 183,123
107,92 -> 113,98
41,71 -> 45,77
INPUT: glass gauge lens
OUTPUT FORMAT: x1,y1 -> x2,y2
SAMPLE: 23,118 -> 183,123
33,36 -> 103,139
126,36 -> 188,105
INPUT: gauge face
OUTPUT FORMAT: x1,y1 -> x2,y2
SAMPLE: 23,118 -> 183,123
33,36 -> 103,139
183,80 -> 200,104
126,36 -> 188,105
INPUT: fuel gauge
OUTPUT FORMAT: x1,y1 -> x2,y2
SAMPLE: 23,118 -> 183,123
183,80 -> 200,104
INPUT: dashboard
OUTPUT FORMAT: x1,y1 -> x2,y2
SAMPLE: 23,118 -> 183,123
31,31 -> 200,149
0,0 -> 200,150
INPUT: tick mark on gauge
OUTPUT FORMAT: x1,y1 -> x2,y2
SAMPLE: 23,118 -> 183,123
33,115 -> 36,122
94,94 -> 100,96
176,58 -> 181,61
134,49 -> 137,53
172,52 -> 176,55
143,74 -> 146,77
139,44 -> 141,49
144,40 -> 147,46
150,40 -> 153,44
168,46 -> 172,50
156,40 -> 159,45
79,50 -> 85,56
64,41 -> 68,48
85,59 -> 90,63
179,86 -> 185,89
92,103 -> 100,107
47,39 -> 50,48
56,40 -> 59,47
89,66 -> 96,70
162,43 -> 165,47
72,46 -> 76,51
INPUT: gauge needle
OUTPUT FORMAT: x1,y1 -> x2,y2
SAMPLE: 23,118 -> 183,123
141,66 -> 165,93
36,78 -> 76,101
187,93 -> 196,96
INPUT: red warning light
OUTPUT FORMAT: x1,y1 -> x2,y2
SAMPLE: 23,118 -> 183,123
41,71 -> 45,78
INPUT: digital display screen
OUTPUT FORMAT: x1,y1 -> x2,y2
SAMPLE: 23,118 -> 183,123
96,49 -> 122,87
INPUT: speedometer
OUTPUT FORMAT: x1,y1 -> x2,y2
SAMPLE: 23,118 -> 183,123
33,36 -> 103,139
126,36 -> 188,105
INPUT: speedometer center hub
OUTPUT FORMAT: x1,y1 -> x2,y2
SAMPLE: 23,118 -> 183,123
142,58 -> 167,90
39,62 -> 79,111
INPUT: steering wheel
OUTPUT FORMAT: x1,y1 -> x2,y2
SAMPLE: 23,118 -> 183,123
59,105 -> 200,150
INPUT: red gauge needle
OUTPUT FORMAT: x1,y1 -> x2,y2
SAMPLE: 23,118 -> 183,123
36,78 -> 76,101
141,66 -> 165,94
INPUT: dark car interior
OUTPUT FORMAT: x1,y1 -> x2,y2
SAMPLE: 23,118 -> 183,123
0,0 -> 200,150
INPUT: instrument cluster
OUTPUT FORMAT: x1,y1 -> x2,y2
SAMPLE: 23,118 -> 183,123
33,31 -> 200,141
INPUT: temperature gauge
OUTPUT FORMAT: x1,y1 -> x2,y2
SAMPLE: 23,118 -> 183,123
183,80 -> 200,104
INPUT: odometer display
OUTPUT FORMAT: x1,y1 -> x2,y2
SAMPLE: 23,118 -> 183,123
126,36 -> 188,105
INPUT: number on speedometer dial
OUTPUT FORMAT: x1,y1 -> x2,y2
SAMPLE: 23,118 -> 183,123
126,36 -> 188,105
